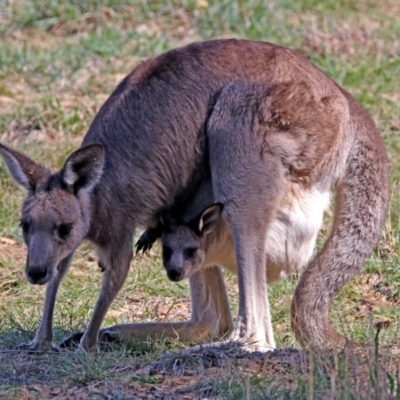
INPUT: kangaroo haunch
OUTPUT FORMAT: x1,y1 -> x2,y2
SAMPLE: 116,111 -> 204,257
0,39 -> 389,352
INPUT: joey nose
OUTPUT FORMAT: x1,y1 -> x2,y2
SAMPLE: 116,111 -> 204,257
167,268 -> 183,282
27,266 -> 48,284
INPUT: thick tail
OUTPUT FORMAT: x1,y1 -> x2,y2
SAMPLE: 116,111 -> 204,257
291,112 -> 389,349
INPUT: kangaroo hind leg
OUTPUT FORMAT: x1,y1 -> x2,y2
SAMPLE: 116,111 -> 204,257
208,81 -> 286,351
291,116 -> 389,350
66,266 -> 233,346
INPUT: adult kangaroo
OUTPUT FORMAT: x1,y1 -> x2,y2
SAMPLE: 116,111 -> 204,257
0,39 -> 388,352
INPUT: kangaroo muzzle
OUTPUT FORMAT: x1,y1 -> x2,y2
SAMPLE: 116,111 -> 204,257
27,265 -> 48,284
26,233 -> 54,285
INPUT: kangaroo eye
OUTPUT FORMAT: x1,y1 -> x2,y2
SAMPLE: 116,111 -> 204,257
58,224 -> 73,239
19,220 -> 30,234
162,246 -> 172,260
184,247 -> 197,259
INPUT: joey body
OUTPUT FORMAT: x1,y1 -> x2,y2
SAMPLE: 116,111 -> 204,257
156,184 -> 329,285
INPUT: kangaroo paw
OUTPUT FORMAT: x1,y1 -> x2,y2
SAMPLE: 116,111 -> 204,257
16,340 -> 60,353
135,222 -> 163,254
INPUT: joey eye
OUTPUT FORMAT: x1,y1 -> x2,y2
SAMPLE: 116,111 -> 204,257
162,246 -> 172,260
19,220 -> 30,234
183,247 -> 198,259
58,224 -> 73,239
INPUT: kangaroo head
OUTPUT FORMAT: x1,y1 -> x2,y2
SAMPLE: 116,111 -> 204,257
161,203 -> 223,282
0,143 -> 104,285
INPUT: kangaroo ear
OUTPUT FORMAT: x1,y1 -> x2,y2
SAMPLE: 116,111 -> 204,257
61,144 -> 105,194
0,143 -> 49,191
198,203 -> 223,234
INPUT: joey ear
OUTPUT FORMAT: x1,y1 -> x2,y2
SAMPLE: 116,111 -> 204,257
0,143 -> 49,190
198,203 -> 223,234
61,143 -> 104,194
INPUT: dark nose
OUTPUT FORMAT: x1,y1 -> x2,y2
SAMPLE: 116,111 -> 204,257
167,268 -> 183,282
27,266 -> 47,283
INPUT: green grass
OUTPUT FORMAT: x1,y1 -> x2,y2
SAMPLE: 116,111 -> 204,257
0,0 -> 400,398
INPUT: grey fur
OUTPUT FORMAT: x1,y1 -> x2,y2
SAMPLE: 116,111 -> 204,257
0,39 -> 388,351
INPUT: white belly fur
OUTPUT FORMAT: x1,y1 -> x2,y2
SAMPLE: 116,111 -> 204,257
265,188 -> 331,281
